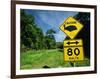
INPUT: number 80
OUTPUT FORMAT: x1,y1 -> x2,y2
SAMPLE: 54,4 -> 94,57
67,48 -> 80,56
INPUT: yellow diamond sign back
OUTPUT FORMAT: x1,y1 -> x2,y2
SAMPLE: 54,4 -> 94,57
60,16 -> 83,39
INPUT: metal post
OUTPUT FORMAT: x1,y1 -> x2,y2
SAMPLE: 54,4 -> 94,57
73,62 -> 76,67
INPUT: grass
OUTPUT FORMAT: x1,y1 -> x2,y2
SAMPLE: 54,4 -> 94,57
20,49 -> 90,69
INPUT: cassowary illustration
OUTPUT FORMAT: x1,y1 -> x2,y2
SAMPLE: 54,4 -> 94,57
64,24 -> 77,32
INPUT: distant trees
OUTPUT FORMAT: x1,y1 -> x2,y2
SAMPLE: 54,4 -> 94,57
45,29 -> 56,49
20,9 -> 56,52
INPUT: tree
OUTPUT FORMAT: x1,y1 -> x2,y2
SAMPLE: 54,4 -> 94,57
20,10 -> 57,51
45,29 -> 56,49
35,27 -> 44,50
20,9 -> 44,51
21,9 -> 36,48
74,12 -> 90,58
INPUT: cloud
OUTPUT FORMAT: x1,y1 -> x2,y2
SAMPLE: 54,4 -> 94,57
34,10 -> 78,31
33,10 -> 77,42
54,30 -> 66,42
25,9 -> 77,42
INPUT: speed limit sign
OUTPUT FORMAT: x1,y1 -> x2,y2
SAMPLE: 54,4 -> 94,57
64,39 -> 84,61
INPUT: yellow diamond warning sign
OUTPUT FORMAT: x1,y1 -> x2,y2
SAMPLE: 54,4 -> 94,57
60,16 -> 83,39
64,39 -> 84,61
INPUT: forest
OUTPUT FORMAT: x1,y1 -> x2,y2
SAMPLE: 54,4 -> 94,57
20,9 -> 90,69
21,9 -> 57,51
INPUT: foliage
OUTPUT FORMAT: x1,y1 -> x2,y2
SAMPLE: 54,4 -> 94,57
56,42 -> 63,49
20,9 -> 56,51
74,12 -> 90,24
74,12 -> 90,58
20,49 -> 90,69
45,29 -> 56,49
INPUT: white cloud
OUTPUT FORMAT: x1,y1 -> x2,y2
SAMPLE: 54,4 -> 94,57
36,10 -> 77,30
54,30 -> 66,42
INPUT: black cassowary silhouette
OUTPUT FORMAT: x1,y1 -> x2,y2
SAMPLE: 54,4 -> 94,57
64,25 -> 77,32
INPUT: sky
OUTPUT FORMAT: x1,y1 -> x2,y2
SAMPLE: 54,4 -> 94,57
25,9 -> 78,42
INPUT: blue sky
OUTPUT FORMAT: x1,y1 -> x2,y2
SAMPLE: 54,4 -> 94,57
25,9 -> 78,42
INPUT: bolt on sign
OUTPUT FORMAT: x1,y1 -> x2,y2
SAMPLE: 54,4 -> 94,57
59,16 -> 84,62
59,16 -> 83,39
64,39 -> 84,61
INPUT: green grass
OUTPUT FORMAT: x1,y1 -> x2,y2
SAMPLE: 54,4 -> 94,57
20,49 -> 90,69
